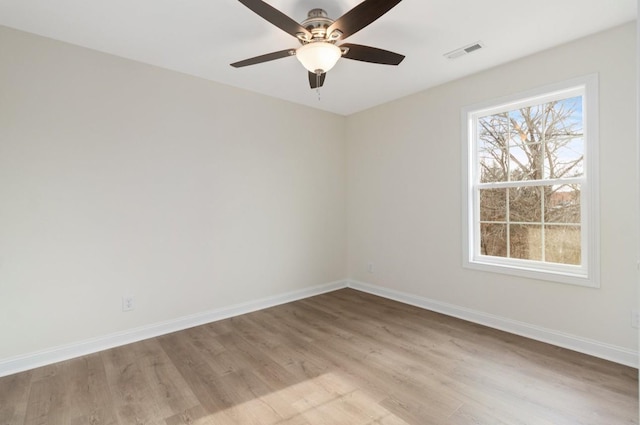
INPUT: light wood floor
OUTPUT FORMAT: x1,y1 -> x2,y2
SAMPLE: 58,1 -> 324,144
1,289 -> 637,424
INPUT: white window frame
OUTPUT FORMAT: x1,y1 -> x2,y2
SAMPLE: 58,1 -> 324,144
461,74 -> 599,287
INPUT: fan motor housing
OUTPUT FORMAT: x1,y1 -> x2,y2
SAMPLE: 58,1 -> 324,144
301,9 -> 334,42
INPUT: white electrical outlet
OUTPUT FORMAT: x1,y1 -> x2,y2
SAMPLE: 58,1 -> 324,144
367,262 -> 374,273
631,309 -> 639,328
122,296 -> 135,312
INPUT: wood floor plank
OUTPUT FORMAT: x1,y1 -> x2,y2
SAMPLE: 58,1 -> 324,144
157,331 -> 238,421
132,339 -> 201,420
164,404 -> 209,425
0,368 -> 32,425
2,289 -> 637,425
62,354 -> 120,425
101,344 -> 166,425
23,364 -> 69,425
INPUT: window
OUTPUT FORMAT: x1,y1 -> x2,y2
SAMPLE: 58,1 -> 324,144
462,75 -> 599,287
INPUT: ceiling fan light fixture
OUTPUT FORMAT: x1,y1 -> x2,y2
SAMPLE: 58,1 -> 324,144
296,42 -> 342,74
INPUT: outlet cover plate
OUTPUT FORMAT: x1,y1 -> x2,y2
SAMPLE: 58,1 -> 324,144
122,296 -> 135,312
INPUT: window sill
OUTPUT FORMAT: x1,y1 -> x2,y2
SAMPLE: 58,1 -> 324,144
463,257 -> 598,288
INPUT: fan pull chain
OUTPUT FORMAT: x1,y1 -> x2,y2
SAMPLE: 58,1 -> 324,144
316,73 -> 321,101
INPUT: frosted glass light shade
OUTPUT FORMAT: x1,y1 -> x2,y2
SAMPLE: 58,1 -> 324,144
296,42 -> 341,74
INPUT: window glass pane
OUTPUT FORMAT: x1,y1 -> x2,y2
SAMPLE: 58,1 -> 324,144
543,97 -> 584,178
545,225 -> 581,265
510,224 -> 542,261
508,105 -> 545,181
478,114 -> 508,183
480,189 -> 506,221
480,223 -> 507,257
544,185 -> 580,223
509,186 -> 542,222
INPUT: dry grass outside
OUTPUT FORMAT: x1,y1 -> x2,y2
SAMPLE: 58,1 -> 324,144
481,224 -> 580,265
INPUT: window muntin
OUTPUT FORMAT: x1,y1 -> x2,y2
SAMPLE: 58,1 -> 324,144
463,76 -> 598,287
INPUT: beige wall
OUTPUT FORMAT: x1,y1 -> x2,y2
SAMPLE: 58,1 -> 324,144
0,26 -> 347,359
347,22 -> 638,351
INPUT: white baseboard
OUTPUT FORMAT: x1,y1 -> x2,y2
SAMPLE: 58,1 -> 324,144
2,278 -> 636,377
347,280 -> 638,368
0,280 -> 347,378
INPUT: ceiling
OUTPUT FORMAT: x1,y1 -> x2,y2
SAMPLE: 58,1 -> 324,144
0,0 -> 636,115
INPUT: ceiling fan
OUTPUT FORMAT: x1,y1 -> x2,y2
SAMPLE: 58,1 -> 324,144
231,0 -> 405,89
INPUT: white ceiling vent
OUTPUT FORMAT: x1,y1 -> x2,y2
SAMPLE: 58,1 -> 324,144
444,41 -> 485,59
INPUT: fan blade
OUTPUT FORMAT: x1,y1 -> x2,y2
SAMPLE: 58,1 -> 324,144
231,49 -> 295,68
237,0 -> 312,39
327,0 -> 402,40
341,43 -> 404,65
308,72 -> 326,89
